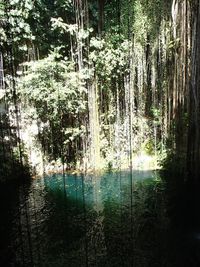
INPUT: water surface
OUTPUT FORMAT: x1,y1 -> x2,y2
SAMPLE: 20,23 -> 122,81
0,170 -> 200,266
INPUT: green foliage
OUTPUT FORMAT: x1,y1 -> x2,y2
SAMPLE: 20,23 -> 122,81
0,1 -> 6,43
159,149 -> 186,177
28,0 -> 74,55
150,106 -> 162,127
133,0 -> 170,45
18,51 -> 87,121
0,0 -> 75,60
89,35 -> 131,83
0,0 -> 34,46
17,49 -> 89,163
1,0 -> 178,174
143,140 -> 155,155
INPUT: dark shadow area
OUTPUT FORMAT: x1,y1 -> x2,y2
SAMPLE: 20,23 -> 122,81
0,178 -> 32,266
160,172 -> 200,267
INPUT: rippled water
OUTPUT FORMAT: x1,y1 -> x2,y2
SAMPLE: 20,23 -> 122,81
1,170 -> 200,267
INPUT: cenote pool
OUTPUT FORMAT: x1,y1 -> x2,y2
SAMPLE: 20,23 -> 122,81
1,170 -> 200,267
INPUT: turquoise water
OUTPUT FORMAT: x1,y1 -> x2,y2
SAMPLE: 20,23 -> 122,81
0,170 -> 200,266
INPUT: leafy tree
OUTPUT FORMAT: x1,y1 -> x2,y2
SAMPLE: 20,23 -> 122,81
18,49 -> 88,162
0,0 -> 34,57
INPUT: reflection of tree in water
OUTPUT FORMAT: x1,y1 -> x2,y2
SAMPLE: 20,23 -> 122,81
99,173 -> 169,267
84,174 -> 108,266
6,172 -> 200,267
